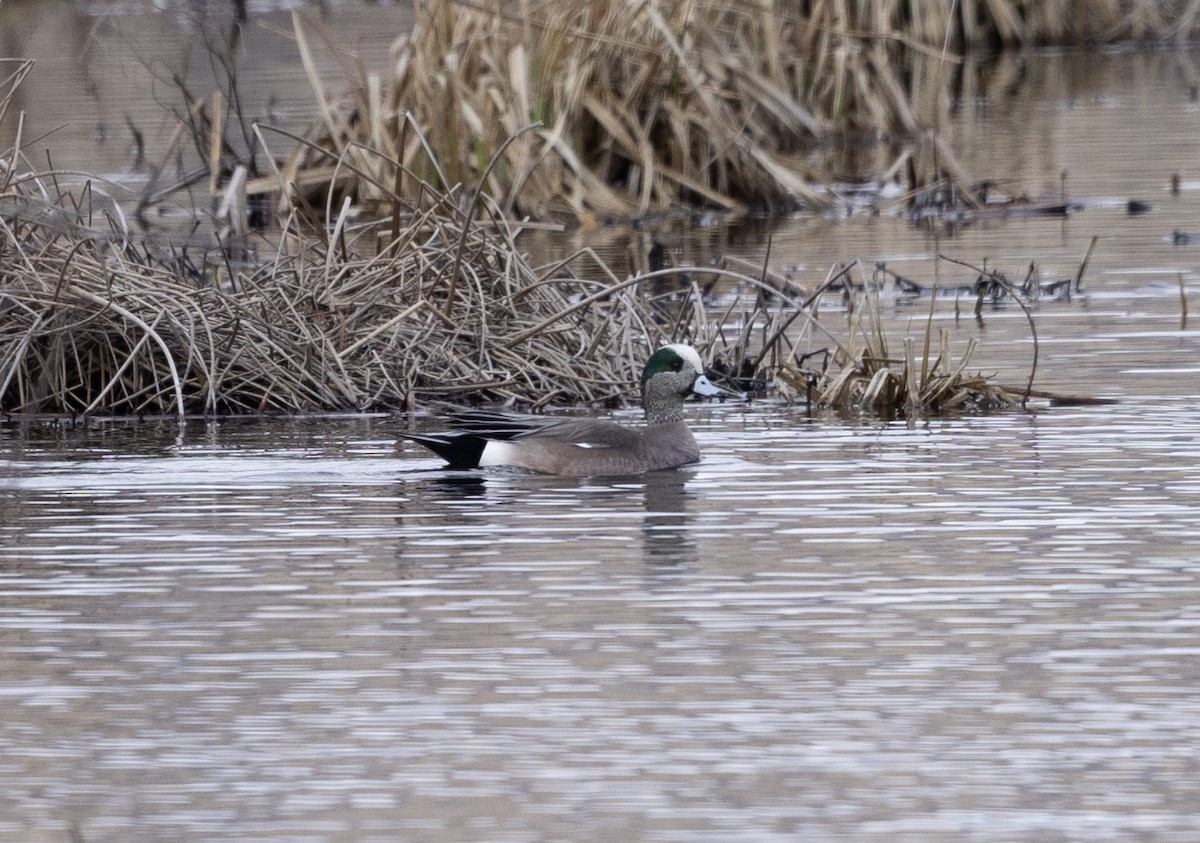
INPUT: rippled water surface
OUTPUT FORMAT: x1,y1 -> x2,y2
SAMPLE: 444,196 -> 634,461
2,392 -> 1200,842
5,3 -> 1200,841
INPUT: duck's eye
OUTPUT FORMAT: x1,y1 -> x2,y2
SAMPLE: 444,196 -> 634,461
670,359 -> 683,371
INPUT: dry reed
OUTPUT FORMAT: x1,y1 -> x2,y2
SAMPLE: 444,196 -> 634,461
0,179 -> 653,416
0,178 -> 1027,419
2,46 -> 1029,423
281,0 -> 1196,225
285,1 -> 946,223
721,260 -> 1028,416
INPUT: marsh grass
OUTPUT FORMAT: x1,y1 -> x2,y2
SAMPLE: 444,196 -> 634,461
0,175 -> 1029,419
285,0 -> 950,220
280,0 -> 1194,225
3,50 -> 1031,422
806,284 -> 1023,417
708,259 -> 1029,417
0,175 -> 657,417
284,1 -> 967,223
7,1 -> 1156,422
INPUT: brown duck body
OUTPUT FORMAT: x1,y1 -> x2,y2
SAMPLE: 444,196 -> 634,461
404,345 -> 723,477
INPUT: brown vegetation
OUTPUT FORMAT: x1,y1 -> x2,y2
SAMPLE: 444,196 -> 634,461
281,0 -> 1197,225
0,160 -> 1029,419
285,0 -> 955,223
16,0 -> 1145,421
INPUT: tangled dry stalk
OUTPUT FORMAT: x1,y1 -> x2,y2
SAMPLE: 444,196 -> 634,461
1,43 -> 1038,422
282,0 -> 1196,225
796,275 -> 1024,416
0,182 -> 656,417
287,0 -> 962,223
0,165 -> 1029,420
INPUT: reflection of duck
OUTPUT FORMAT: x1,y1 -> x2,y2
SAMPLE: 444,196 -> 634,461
641,472 -> 696,564
404,345 -> 727,476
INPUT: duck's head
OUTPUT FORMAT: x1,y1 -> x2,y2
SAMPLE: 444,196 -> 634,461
640,344 -> 724,422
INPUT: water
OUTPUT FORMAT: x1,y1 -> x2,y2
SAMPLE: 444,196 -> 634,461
2,398 -> 1199,842
4,3 -> 1200,841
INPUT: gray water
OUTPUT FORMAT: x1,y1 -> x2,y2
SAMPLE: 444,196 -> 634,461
4,2 -> 1200,841
2,399 -> 1199,842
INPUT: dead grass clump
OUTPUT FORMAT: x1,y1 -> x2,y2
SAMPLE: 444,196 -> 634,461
805,292 -> 1024,417
284,2 -> 959,224
3,64 -> 1028,424
282,0 -> 1197,226
0,177 -> 1030,420
694,260 -> 1029,417
0,180 -> 673,417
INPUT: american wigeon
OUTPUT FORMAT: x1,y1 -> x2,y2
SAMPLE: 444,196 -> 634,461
404,344 -> 725,476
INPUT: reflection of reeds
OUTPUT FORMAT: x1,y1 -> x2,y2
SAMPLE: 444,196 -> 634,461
1181,274 -> 1190,330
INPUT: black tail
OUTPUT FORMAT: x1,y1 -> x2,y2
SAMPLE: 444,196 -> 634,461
404,432 -> 488,469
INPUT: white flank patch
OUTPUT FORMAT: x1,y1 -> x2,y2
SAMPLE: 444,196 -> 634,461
479,440 -> 520,467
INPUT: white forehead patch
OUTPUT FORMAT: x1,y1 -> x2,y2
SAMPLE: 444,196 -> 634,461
663,343 -> 704,373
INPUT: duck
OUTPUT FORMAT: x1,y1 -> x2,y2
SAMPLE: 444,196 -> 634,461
404,344 -> 726,476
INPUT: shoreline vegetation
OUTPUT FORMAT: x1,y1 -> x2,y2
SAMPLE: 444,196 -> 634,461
3,0 -> 1187,421
0,152 -> 1041,420
286,0 -> 1197,224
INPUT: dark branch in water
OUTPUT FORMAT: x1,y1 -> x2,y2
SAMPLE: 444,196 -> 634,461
938,253 -> 1038,407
